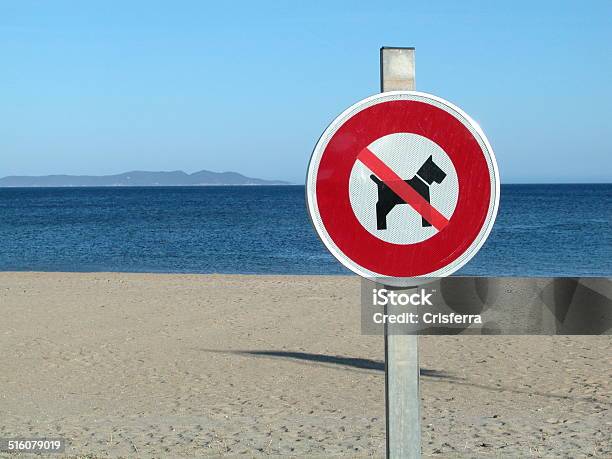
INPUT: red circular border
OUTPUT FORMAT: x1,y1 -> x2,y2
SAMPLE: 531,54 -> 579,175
315,99 -> 491,277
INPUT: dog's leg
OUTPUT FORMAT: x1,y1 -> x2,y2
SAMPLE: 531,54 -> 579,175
376,201 -> 387,230
371,175 -> 390,230
377,200 -> 392,230
376,200 -> 396,230
421,186 -> 432,227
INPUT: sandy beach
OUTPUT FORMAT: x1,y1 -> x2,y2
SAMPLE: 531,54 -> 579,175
0,272 -> 610,457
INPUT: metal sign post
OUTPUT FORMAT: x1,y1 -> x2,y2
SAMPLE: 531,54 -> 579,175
381,47 -> 421,459
305,46 -> 499,459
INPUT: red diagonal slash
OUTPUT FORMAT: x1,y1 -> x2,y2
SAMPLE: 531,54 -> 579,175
357,147 -> 450,231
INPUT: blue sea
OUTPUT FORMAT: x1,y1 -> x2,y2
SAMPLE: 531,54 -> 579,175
0,185 -> 610,276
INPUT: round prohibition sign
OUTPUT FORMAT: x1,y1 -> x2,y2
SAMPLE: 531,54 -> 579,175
306,91 -> 499,285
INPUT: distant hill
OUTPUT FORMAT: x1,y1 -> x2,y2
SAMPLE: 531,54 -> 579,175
0,170 -> 290,187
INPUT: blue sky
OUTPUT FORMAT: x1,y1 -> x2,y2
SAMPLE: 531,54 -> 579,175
1,1 -> 611,183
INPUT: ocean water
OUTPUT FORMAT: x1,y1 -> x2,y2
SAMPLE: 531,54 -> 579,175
0,185 -> 610,276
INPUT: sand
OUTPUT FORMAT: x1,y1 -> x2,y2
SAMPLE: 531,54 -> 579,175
0,272 -> 610,458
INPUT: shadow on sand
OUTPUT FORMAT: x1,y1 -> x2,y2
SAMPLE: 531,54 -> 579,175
201,349 -> 449,378
199,349 -> 608,405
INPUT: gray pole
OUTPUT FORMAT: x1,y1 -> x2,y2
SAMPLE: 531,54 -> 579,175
380,47 -> 421,459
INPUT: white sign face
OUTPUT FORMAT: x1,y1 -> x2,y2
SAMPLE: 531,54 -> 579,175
349,132 -> 459,245
306,91 -> 499,286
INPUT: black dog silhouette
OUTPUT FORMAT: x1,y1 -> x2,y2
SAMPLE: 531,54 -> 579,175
370,155 -> 446,230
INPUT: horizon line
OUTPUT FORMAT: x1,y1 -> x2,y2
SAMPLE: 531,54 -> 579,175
1,182 -> 611,189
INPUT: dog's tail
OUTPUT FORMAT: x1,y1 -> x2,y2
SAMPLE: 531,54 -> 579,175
370,174 -> 383,186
